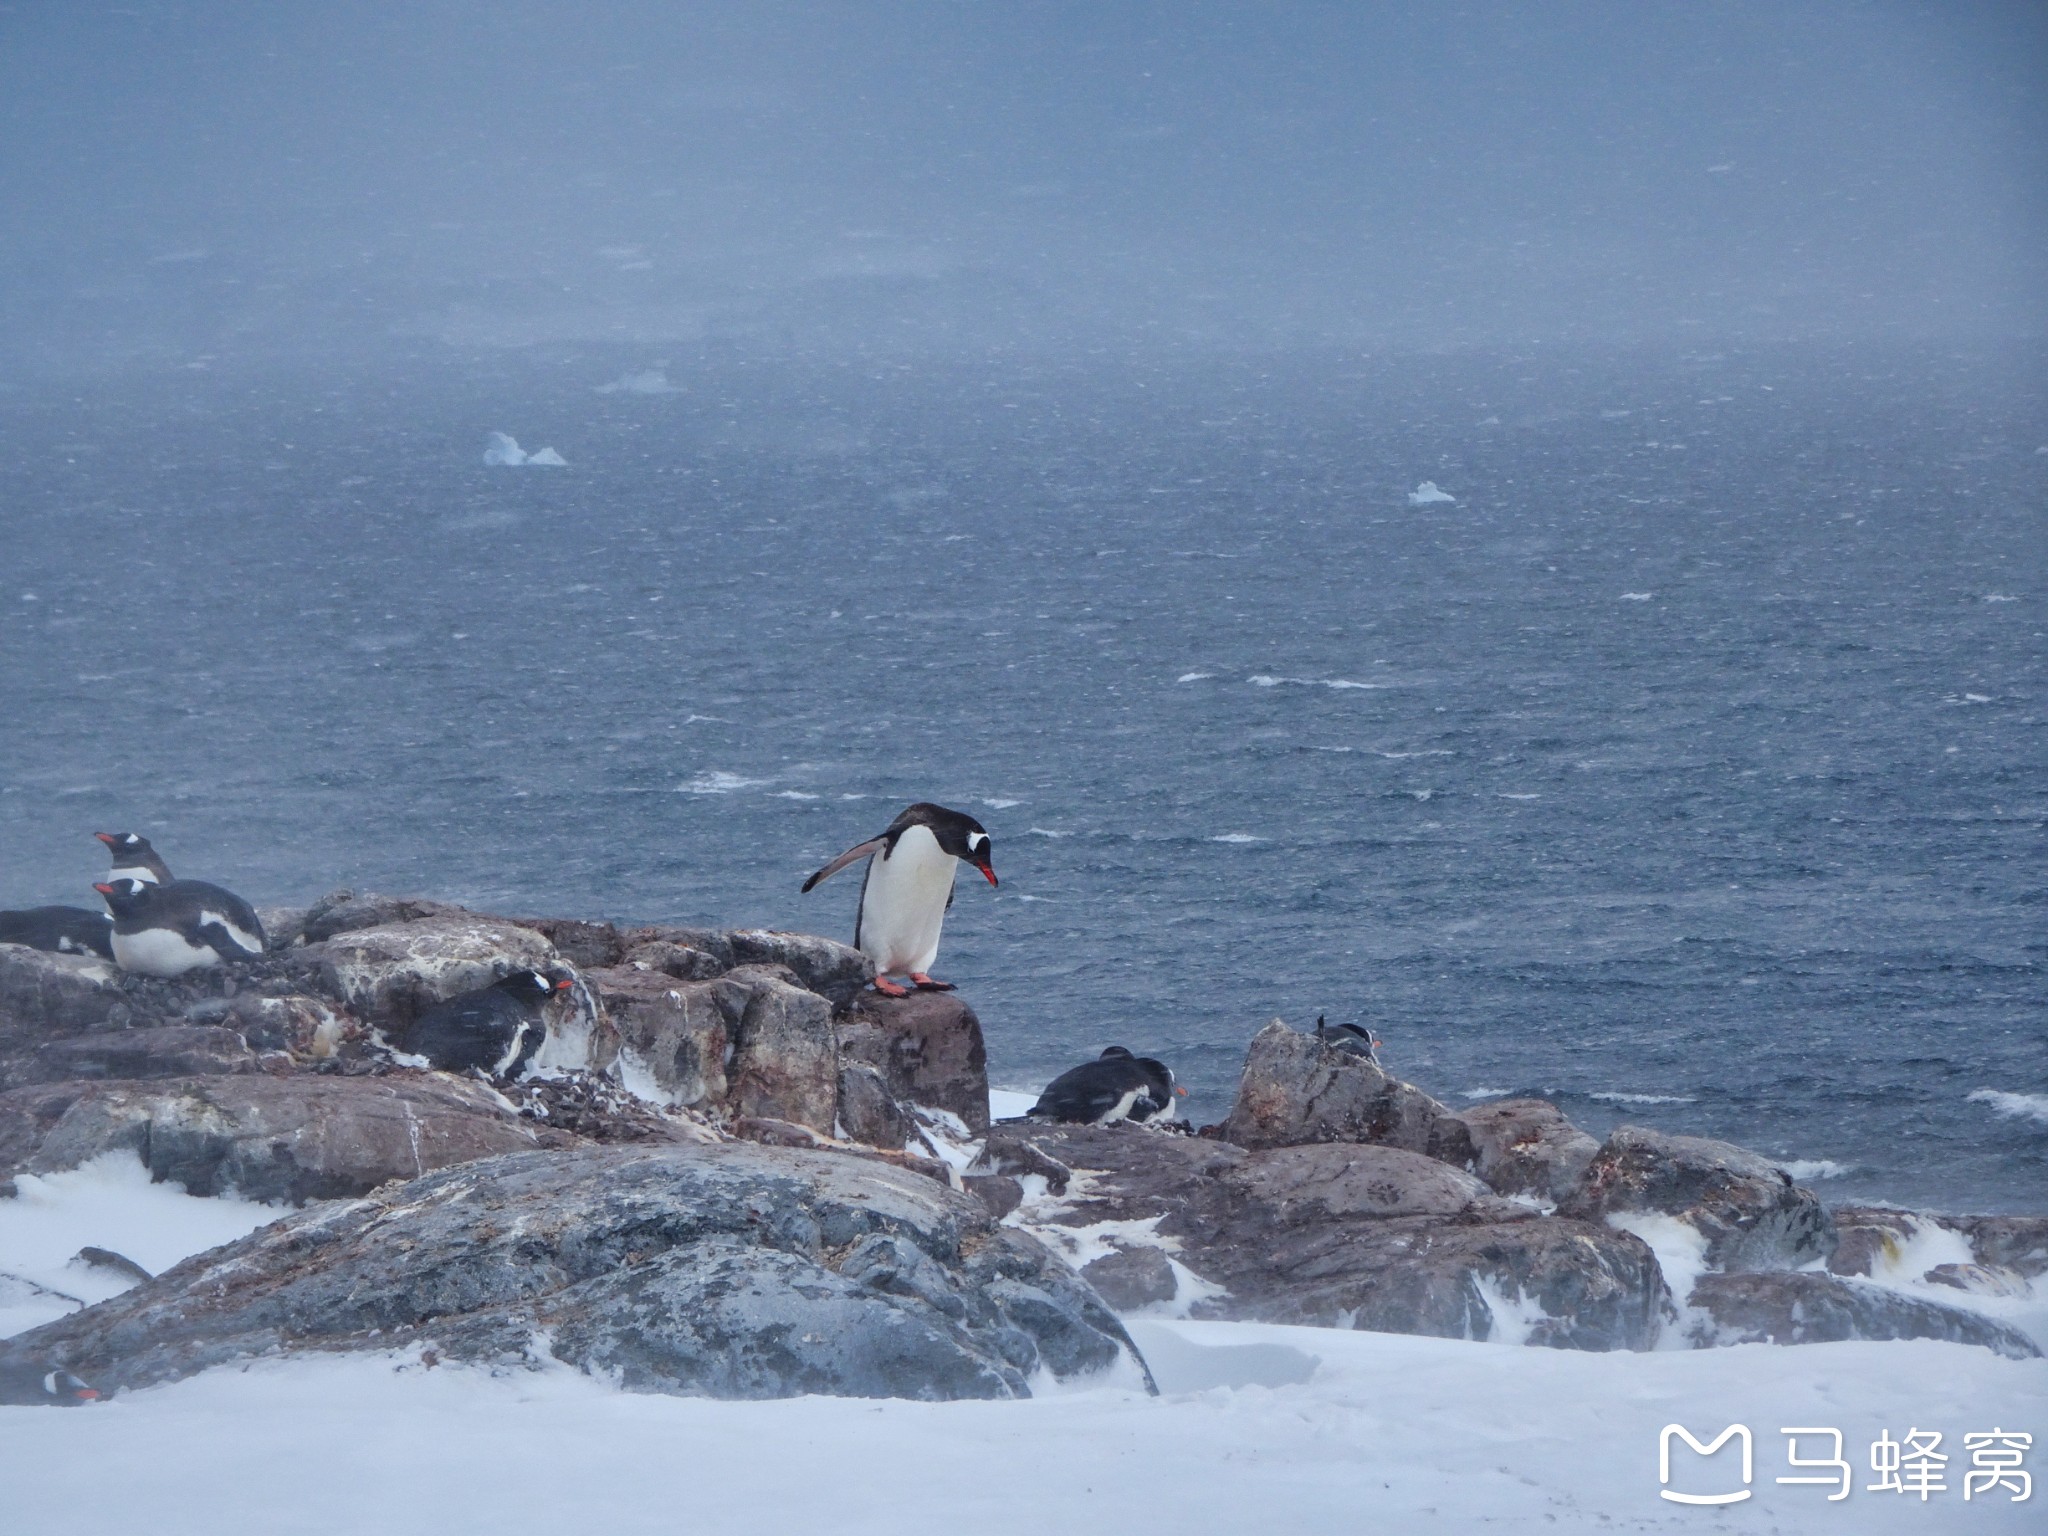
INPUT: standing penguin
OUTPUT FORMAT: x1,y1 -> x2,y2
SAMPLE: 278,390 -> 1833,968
94,831 -> 174,885
801,802 -> 997,996
94,877 -> 266,976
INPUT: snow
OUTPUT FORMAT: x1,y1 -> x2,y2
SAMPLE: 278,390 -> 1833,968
2,1327 -> 2040,1533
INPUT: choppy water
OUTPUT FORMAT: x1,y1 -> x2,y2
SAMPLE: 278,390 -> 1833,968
3,342 -> 2042,1211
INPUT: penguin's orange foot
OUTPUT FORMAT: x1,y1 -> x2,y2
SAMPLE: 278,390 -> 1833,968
909,973 -> 955,991
871,976 -> 912,997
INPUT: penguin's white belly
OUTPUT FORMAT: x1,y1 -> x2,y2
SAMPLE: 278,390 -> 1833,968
858,825 -> 957,976
113,926 -> 221,977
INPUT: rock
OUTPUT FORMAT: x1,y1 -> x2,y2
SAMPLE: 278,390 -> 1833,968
504,1071 -> 722,1146
504,917 -> 627,970
0,1142 -> 1151,1401
292,915 -> 561,1036
1561,1125 -> 1835,1272
0,945 -> 122,1033
836,991 -> 989,1134
727,930 -> 874,1009
620,941 -> 727,982
979,1123 -> 1666,1350
1217,1019 -> 1474,1166
75,1247 -> 152,1283
622,927 -> 737,972
836,1062 -> 911,1150
726,969 -> 837,1133
1951,1214 -> 2048,1279
1825,1207 -> 1918,1276
253,906 -> 308,951
22,1026 -> 258,1084
221,993 -> 358,1062
1688,1271 -> 2039,1359
586,968 -> 733,1108
298,889 -> 462,945
0,1074 -> 556,1203
1923,1262 -> 2033,1299
1459,1098 -> 1599,1204
962,1174 -> 1024,1220
1082,1246 -> 1178,1312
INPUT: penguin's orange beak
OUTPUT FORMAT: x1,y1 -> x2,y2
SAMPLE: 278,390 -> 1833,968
1175,1086 -> 1188,1096
93,882 -> 116,896
74,1388 -> 100,1401
980,864 -> 999,887
554,978 -> 574,991
94,832 -> 115,846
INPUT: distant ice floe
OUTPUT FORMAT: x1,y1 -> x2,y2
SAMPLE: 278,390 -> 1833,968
676,771 -> 770,795
594,368 -> 682,396
1778,1159 -> 1850,1182
1968,1089 -> 2048,1126
1248,675 -> 1382,690
1210,833 -> 1262,844
1176,672 -> 1215,683
1590,1091 -> 1697,1106
1619,592 -> 1653,602
981,798 -> 1022,810
482,432 -> 567,467
1407,481 -> 1457,506
1026,826 -> 1070,838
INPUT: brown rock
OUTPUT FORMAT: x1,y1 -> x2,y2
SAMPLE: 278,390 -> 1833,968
620,941 -> 727,982
1826,1207 -> 1920,1277
585,967 -> 733,1108
836,991 -> 989,1134
224,993 -> 358,1063
1951,1214 -> 2048,1279
726,970 -> 837,1133
1561,1125 -> 1835,1272
24,1026 -> 258,1084
962,1174 -> 1024,1220
1459,1097 -> 1599,1203
0,945 -> 122,1033
1217,1018 -> 1474,1166
1082,1247 -> 1178,1311
1688,1271 -> 2038,1358
836,1062 -> 911,1150
727,930 -> 874,1009
0,1073 -> 557,1203
298,890 -> 462,945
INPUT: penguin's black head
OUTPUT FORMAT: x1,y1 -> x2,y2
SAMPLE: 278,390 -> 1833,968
1099,1046 -> 1136,1061
498,968 -> 570,1001
920,806 -> 997,887
93,878 -> 151,914
95,831 -> 150,856
1135,1056 -> 1187,1101
42,1369 -> 100,1405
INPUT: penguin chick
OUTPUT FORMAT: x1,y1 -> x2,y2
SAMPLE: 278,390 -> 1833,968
1027,1046 -> 1187,1126
800,802 -> 996,996
95,877 -> 266,976
394,967 -> 571,1080
94,831 -> 174,885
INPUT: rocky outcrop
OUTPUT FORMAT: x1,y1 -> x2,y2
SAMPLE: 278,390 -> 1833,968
0,1074 -> 555,1202
1218,1019 -> 1474,1166
16,1026 -> 260,1085
0,945 -> 121,1033
725,968 -> 837,1133
1688,1272 -> 2039,1359
1561,1125 -> 1835,1272
1,1142 -> 1150,1401
588,967 -> 732,1107
978,1122 -> 1668,1349
1459,1097 -> 1600,1204
837,1062 -> 912,1150
837,991 -> 989,1134
291,914 -> 565,1037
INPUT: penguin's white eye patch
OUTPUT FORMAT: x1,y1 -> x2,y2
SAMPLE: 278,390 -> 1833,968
967,832 -> 987,851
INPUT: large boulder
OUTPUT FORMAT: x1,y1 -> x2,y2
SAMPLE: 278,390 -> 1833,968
727,930 -> 874,1009
836,1062 -> 912,1150
836,991 -> 989,1134
1217,1019 -> 1474,1166
1950,1214 -> 2048,1279
1459,1098 -> 1600,1204
1561,1125 -> 1835,1272
1688,1271 -> 2039,1359
297,890 -> 463,945
725,968 -> 838,1133
586,968 -> 734,1108
16,1026 -> 259,1085
977,1122 -> 1667,1349
0,1074 -> 555,1203
291,915 -> 562,1036
0,944 -> 122,1033
0,1142 -> 1151,1401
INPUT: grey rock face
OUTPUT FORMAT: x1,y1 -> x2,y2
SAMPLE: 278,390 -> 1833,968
836,1062 -> 911,1150
292,915 -> 562,1037
21,1026 -> 258,1085
620,941 -> 728,982
297,890 -> 461,945
1688,1271 -> 2039,1359
726,970 -> 837,1133
0,945 -> 122,1033
979,1123 -> 1666,1350
1950,1214 -> 2048,1279
1082,1246 -> 1179,1312
220,993 -> 358,1063
588,968 -> 734,1108
1459,1098 -> 1600,1204
1562,1125 -> 1836,1272
0,1073 -> 552,1202
0,1143 -> 1150,1401
727,930 -> 875,1009
1218,1019 -> 1474,1166
836,991 -> 989,1134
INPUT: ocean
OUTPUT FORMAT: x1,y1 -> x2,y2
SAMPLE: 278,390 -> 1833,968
2,339 -> 2041,1212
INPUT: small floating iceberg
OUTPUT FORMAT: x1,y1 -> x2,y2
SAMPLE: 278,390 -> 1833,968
483,432 -> 567,467
594,368 -> 681,395
1407,480 -> 1456,505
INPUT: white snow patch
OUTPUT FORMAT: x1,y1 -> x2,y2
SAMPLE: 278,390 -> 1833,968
1605,1210 -> 1710,1341
987,1088 -> 1040,1120
1968,1089 -> 2048,1125
1407,481 -> 1457,505
1473,1276 -> 1555,1346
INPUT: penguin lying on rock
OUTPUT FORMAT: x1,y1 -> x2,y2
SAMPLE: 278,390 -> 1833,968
0,904 -> 115,959
94,876 -> 266,976
0,1364 -> 101,1406
1027,1047 -> 1186,1126
94,830 -> 174,885
801,802 -> 997,997
1314,1016 -> 1382,1064
392,968 -> 571,1081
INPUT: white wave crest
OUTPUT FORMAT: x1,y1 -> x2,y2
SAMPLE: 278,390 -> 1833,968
677,771 -> 769,795
1777,1159 -> 1850,1182
1967,1089 -> 2048,1125
1590,1091 -> 1697,1106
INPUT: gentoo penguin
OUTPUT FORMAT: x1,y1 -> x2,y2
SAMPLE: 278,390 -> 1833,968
94,830 -> 173,885
1314,1015 -> 1382,1064
94,877 -> 266,977
393,968 -> 571,1079
0,904 -> 115,959
800,802 -> 997,997
0,1364 -> 101,1406
1027,1047 -> 1186,1126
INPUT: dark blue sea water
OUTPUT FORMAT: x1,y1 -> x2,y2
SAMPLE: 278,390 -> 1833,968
3,342 -> 2043,1211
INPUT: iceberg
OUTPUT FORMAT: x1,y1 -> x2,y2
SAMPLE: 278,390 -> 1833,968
1407,481 -> 1456,505
483,433 -> 567,467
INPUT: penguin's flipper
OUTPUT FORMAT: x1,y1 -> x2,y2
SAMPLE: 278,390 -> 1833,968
801,837 -> 887,893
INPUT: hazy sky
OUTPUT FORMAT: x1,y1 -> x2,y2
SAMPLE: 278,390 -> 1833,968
2,1 -> 2043,371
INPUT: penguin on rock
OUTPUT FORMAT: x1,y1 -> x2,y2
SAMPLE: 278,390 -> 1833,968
94,831 -> 174,886
0,904 -> 115,959
393,967 -> 571,1080
800,802 -> 997,996
1027,1047 -> 1187,1126
94,876 -> 266,977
